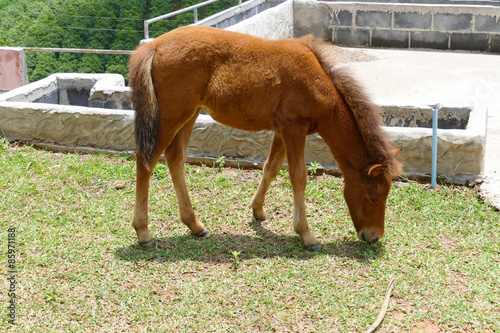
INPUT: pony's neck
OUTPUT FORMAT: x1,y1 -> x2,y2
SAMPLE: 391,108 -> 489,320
318,104 -> 372,172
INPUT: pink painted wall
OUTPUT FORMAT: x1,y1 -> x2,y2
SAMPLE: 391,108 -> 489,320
0,47 -> 28,93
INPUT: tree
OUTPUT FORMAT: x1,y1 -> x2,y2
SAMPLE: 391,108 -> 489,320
0,0 -> 246,81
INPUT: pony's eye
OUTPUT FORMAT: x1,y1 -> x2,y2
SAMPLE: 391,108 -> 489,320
367,193 -> 378,205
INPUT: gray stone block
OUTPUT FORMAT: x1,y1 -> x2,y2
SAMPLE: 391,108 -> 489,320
475,15 -> 500,32
434,14 -> 473,31
355,11 -> 392,28
411,31 -> 449,49
490,34 -> 500,53
333,27 -> 371,47
294,0 -> 332,38
450,33 -> 489,51
330,10 -> 352,27
372,29 -> 409,48
394,12 -> 432,30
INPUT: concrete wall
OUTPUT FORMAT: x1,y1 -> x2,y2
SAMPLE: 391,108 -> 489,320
0,73 -> 130,109
387,105 -> 486,184
225,0 -> 294,38
322,0 -> 500,5
197,0 -> 268,29
294,0 -> 500,53
0,47 -> 28,93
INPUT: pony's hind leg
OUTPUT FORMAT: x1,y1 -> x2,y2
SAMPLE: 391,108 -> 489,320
281,127 -> 321,252
132,150 -> 164,248
165,115 -> 208,237
250,132 -> 286,220
132,111 -> 203,248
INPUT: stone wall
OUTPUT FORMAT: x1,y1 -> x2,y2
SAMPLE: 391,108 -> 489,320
294,0 -> 500,53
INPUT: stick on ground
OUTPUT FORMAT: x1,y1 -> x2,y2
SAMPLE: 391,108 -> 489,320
364,277 -> 396,333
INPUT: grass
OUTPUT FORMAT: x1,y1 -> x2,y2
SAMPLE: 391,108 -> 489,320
1,139 -> 499,332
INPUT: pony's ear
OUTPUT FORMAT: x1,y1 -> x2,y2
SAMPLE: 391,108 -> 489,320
392,147 -> 403,158
367,164 -> 387,178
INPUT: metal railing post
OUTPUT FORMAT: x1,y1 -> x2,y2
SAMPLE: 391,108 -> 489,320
144,21 -> 149,40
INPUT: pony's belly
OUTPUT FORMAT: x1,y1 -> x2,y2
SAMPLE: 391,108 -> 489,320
202,105 -> 276,132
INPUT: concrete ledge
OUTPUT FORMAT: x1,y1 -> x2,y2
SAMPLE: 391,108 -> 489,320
0,102 -> 135,151
0,73 -> 129,107
89,75 -> 132,110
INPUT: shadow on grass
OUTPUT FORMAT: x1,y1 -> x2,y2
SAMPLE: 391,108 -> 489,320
114,219 -> 385,264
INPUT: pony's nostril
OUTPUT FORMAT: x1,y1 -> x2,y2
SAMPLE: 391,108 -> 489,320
358,230 -> 379,244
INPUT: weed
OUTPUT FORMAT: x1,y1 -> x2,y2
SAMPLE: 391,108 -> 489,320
230,250 -> 242,271
307,160 -> 323,175
216,155 -> 226,170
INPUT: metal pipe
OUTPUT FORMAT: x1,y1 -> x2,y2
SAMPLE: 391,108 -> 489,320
22,47 -> 133,55
431,106 -> 439,189
144,0 -> 219,39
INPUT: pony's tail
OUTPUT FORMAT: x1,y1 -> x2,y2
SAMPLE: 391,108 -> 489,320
128,45 -> 159,170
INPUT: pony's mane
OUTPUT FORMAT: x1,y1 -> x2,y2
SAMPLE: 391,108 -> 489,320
301,36 -> 402,177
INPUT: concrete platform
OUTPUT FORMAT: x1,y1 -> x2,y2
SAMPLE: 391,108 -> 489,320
335,47 -> 500,209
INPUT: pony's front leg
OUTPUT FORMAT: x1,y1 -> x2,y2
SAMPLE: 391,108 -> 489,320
132,152 -> 156,248
282,129 -> 321,252
251,132 -> 286,220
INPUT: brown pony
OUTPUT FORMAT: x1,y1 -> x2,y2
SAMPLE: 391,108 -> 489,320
128,26 -> 402,251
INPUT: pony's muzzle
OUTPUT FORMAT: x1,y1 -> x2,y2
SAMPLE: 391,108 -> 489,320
358,230 -> 380,244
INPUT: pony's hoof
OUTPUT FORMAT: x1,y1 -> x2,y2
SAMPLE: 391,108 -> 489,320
306,244 -> 321,252
253,214 -> 267,221
139,240 -> 156,249
194,228 -> 210,237
252,207 -> 267,221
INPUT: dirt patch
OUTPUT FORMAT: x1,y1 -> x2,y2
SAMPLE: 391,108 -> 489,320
411,320 -> 441,333
444,272 -> 469,294
392,297 -> 416,314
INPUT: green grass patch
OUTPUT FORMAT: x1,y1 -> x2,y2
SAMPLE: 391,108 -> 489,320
1,140 -> 499,332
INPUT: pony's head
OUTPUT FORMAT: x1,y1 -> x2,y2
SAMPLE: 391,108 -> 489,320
343,148 -> 402,244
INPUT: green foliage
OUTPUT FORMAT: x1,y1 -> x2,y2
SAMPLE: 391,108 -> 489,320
0,0 -> 245,82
